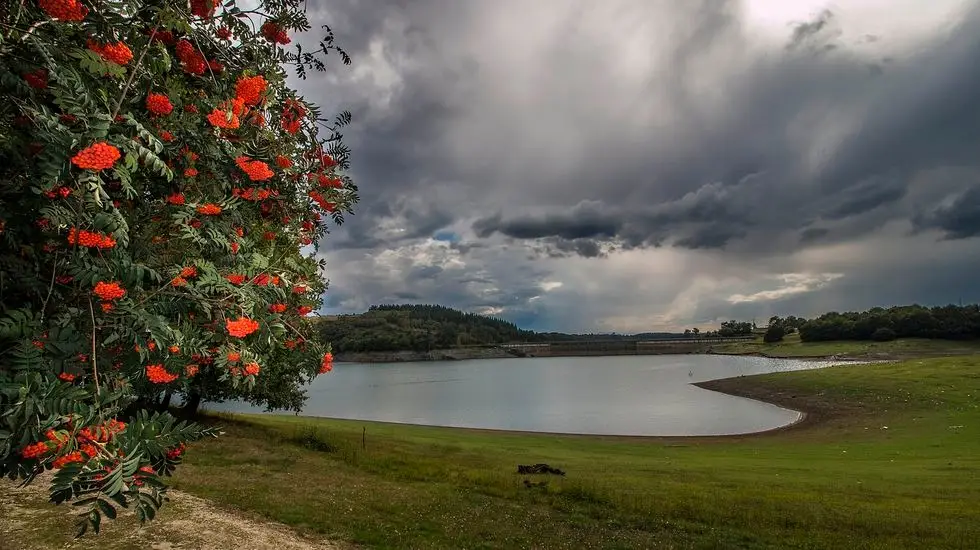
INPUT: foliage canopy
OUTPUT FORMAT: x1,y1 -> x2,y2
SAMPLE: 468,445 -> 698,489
0,0 -> 356,535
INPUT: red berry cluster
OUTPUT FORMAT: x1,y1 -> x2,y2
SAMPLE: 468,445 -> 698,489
24,69 -> 48,90
146,92 -> 174,116
226,317 -> 260,338
93,281 -> 126,301
146,364 -> 178,384
254,273 -> 279,286
308,190 -> 337,212
87,40 -> 134,65
235,75 -> 267,106
320,352 -> 334,374
316,174 -> 343,188
71,142 -> 121,171
281,99 -> 306,134
235,156 -> 274,181
67,227 -> 117,249
233,187 -> 274,201
21,441 -> 49,459
260,21 -> 291,44
175,40 -> 206,75
196,203 -> 222,215
189,0 -> 219,18
207,98 -> 245,129
78,419 -> 126,443
44,186 -> 71,199
38,0 -> 88,21
166,443 -> 187,460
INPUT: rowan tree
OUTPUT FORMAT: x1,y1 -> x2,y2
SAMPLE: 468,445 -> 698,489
0,0 -> 356,535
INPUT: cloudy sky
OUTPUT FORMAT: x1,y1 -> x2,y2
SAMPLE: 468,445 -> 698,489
294,0 -> 980,333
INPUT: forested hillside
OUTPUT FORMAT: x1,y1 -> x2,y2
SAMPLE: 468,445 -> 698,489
315,305 -> 539,352
314,304 -> 705,353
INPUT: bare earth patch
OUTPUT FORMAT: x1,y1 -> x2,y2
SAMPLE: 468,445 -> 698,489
0,475 -> 346,550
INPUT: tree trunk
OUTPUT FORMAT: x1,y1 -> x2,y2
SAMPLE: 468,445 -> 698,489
182,391 -> 202,419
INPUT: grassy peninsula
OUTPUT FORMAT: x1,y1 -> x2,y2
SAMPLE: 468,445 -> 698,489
712,332 -> 980,359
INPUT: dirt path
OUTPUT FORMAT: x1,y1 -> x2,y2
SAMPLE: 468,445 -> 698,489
0,476 -> 347,550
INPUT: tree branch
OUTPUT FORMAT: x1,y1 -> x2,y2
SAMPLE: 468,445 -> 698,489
88,298 -> 101,396
112,26 -> 159,120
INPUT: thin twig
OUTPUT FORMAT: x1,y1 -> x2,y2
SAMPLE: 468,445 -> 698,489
5,0 -> 27,39
39,252 -> 59,322
281,318 -> 313,343
190,34 -> 220,87
112,26 -> 159,120
88,298 -> 101,396
19,19 -> 49,41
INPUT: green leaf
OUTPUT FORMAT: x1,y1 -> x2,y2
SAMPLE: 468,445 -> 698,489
97,499 -> 117,520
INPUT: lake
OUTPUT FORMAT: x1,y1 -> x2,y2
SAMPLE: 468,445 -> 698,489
206,355 -> 844,436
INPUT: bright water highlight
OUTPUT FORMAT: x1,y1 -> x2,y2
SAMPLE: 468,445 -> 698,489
207,355 -> 845,436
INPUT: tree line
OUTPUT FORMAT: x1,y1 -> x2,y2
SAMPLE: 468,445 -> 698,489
793,304 -> 980,342
317,303 -> 980,354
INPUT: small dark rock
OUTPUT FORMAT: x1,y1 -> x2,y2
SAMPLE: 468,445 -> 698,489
517,463 -> 566,476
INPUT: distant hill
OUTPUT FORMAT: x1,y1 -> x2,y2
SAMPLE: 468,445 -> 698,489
314,304 -> 538,353
313,304 -> 693,353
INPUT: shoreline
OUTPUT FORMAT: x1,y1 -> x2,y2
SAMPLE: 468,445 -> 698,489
281,399 -> 814,443
234,360 -> 861,442
335,348 -> 865,364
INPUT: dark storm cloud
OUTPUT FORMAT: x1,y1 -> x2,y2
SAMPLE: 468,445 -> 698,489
472,202 -> 619,241
473,182 -> 754,252
798,227 -> 830,243
819,174 -> 908,220
458,5 -> 980,256
549,238 -> 606,259
300,0 -> 980,329
407,265 -> 444,280
912,186 -> 980,239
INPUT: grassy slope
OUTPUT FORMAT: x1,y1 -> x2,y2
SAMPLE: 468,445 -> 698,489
166,354 -> 980,549
711,334 -> 980,358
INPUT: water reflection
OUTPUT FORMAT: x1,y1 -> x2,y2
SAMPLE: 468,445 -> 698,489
207,355 -> 844,436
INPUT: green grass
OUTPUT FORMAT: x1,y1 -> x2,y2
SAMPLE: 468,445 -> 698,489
167,355 -> 980,549
711,334 -> 980,358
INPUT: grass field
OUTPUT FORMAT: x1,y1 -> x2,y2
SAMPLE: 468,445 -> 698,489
711,333 -> 980,359
150,353 -> 980,549
5,342 -> 979,549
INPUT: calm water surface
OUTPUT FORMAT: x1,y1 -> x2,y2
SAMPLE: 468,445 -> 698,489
207,355 -> 844,436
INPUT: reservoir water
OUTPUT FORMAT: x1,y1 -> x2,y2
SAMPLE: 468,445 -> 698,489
206,355 -> 845,436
